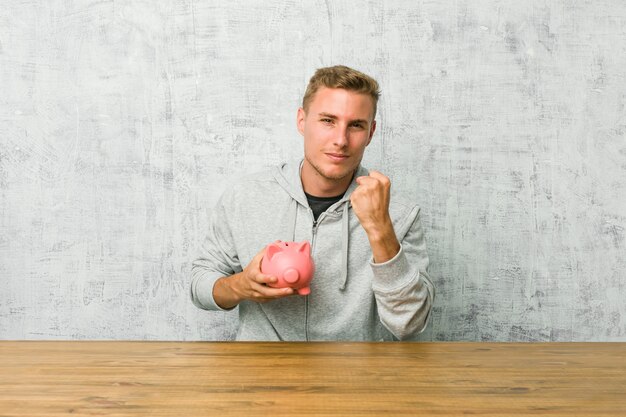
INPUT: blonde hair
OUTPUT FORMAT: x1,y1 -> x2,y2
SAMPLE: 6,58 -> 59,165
302,65 -> 380,119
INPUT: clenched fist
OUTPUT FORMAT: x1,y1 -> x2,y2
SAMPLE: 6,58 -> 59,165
350,170 -> 401,263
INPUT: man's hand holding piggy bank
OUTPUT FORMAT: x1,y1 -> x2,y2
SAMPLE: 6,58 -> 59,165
211,240 -> 315,309
261,241 -> 315,296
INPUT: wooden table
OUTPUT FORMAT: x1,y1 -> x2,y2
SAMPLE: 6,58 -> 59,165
0,342 -> 624,416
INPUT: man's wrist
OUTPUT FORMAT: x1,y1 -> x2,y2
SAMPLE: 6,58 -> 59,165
363,217 -> 395,242
365,219 -> 400,263
213,274 -> 242,310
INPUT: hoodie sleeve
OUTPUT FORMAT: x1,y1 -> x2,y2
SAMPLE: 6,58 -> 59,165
370,206 -> 435,340
190,194 -> 242,311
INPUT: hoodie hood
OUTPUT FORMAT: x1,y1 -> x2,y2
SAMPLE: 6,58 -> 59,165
272,159 -> 369,290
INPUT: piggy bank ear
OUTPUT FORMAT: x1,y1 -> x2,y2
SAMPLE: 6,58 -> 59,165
297,241 -> 310,254
266,243 -> 282,261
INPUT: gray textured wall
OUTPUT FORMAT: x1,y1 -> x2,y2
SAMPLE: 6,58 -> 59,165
1,1 -> 625,341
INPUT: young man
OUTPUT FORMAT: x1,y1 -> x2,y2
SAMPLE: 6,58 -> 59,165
191,65 -> 434,341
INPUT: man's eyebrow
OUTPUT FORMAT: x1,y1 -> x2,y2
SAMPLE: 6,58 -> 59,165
318,112 -> 368,124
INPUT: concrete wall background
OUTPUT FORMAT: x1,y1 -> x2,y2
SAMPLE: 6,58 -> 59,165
1,1 -> 625,341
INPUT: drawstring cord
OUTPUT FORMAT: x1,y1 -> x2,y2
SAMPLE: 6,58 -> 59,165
339,200 -> 350,290
286,198 -> 297,242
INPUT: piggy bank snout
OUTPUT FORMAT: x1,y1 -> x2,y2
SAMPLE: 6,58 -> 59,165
283,268 -> 300,284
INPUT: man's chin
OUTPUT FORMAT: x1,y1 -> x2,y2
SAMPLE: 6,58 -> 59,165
305,156 -> 356,182
317,166 -> 355,182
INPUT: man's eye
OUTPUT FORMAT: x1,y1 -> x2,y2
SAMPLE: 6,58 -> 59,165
351,123 -> 363,128
321,118 -> 333,123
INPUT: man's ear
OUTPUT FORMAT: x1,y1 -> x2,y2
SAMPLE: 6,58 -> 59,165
367,119 -> 377,146
297,107 -> 306,135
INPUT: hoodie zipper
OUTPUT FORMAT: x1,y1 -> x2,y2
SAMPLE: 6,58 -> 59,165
307,213 -> 322,341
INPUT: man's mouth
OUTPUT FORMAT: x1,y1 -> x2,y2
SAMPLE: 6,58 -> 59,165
326,153 -> 349,161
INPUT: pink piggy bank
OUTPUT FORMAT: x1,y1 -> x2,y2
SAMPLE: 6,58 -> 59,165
260,240 -> 315,295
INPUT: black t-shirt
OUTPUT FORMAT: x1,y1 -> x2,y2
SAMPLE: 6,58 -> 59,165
305,192 -> 344,221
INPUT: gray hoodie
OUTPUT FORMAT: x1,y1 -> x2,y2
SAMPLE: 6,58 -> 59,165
190,160 -> 435,341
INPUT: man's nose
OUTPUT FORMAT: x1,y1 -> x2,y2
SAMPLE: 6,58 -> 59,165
333,125 -> 349,147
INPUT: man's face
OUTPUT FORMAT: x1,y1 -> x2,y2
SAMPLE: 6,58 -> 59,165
297,87 -> 376,195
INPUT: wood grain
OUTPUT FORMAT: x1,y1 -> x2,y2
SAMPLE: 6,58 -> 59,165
0,342 -> 624,416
